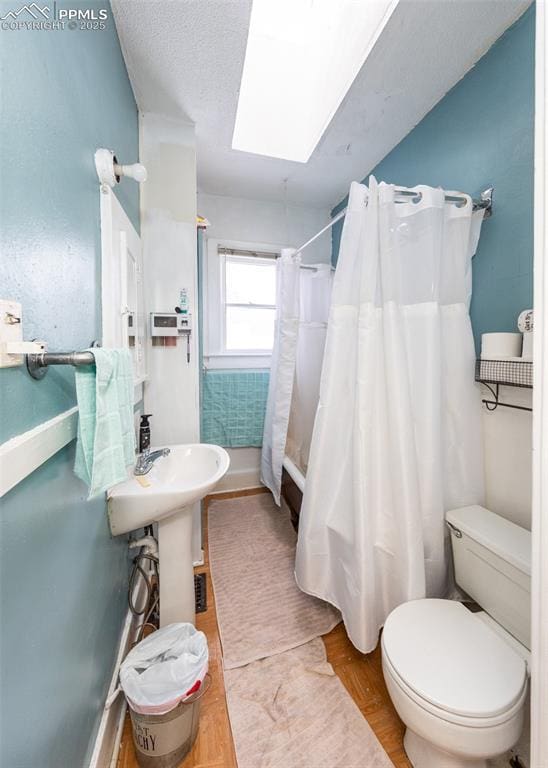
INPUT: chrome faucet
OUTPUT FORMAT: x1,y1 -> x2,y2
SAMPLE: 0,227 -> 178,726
134,413 -> 170,475
134,447 -> 170,476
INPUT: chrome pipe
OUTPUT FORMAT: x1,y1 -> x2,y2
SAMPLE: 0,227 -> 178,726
26,350 -> 96,380
35,351 -> 95,367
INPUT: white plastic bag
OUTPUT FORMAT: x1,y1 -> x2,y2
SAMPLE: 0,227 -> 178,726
120,623 -> 208,715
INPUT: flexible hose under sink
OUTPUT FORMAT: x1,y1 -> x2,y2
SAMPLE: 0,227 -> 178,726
128,525 -> 160,643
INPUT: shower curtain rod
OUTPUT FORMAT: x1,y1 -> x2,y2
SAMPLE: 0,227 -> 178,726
296,208 -> 346,258
295,186 -> 493,257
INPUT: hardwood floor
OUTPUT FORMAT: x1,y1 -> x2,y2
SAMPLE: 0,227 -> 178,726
323,625 -> 411,767
117,492 -> 241,768
117,488 -> 411,768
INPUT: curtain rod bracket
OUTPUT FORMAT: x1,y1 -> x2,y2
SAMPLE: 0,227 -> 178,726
476,186 -> 494,218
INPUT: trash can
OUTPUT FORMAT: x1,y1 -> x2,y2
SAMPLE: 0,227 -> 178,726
128,677 -> 209,768
120,623 -> 209,768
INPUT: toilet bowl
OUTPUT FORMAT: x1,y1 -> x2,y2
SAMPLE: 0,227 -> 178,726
381,506 -> 531,768
382,599 -> 528,768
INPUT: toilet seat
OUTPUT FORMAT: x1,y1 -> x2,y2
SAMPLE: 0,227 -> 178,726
382,599 -> 527,724
382,647 -> 528,730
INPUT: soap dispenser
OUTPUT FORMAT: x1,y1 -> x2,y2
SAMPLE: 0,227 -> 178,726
139,414 -> 152,454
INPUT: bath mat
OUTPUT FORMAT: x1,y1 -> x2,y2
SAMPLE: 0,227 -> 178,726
224,637 -> 394,768
208,493 -> 340,669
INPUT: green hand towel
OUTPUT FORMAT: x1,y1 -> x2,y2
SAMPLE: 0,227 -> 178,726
74,348 -> 136,498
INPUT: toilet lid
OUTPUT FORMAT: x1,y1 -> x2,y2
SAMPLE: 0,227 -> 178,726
382,599 -> 527,719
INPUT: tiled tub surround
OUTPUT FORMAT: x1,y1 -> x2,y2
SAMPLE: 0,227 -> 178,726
201,370 -> 270,447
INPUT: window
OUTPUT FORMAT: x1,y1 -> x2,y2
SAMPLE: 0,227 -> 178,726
223,253 -> 277,352
204,241 -> 280,368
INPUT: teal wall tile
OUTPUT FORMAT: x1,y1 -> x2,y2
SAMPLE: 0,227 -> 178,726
202,370 -> 270,447
331,7 -> 535,352
0,4 -> 139,766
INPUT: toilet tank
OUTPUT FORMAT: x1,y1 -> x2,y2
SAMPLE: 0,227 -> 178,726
446,505 -> 531,649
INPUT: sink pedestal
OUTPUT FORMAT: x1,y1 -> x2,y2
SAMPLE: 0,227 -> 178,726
107,444 -> 229,626
157,506 -> 195,626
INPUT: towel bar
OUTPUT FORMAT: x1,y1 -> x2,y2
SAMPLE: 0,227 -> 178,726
26,344 -> 99,380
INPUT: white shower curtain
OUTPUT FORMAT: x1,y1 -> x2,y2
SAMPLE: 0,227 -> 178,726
261,249 -> 301,504
295,177 -> 485,653
286,264 -> 333,475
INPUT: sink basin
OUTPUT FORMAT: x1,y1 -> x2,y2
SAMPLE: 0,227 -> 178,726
108,443 -> 229,626
108,443 -> 229,535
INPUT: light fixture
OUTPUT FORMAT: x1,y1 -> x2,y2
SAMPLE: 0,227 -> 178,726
232,0 -> 399,163
94,148 -> 147,187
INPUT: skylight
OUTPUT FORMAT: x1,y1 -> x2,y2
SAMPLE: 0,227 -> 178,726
232,0 -> 399,163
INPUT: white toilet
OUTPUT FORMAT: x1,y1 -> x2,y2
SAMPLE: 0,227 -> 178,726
381,505 -> 531,768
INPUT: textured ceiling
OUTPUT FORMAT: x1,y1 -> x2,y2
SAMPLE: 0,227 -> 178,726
112,0 -> 531,209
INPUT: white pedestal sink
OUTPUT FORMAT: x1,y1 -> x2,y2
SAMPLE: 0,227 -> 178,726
108,444 -> 229,627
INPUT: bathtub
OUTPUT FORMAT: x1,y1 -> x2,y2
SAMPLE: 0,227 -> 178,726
282,455 -> 305,531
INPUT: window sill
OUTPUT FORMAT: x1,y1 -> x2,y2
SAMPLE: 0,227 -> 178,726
204,354 -> 271,370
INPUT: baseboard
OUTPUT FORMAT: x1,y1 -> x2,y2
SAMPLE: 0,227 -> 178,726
88,558 -> 149,768
207,486 -> 268,501
213,467 -> 261,493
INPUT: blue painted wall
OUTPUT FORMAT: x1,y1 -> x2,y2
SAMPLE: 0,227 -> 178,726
0,4 -> 139,766
332,6 -> 535,351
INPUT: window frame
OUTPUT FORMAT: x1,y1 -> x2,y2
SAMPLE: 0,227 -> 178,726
100,186 -> 147,403
221,252 -> 277,355
204,238 -> 283,369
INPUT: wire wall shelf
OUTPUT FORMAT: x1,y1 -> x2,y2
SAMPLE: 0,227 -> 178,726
475,359 -> 533,388
475,359 -> 533,412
